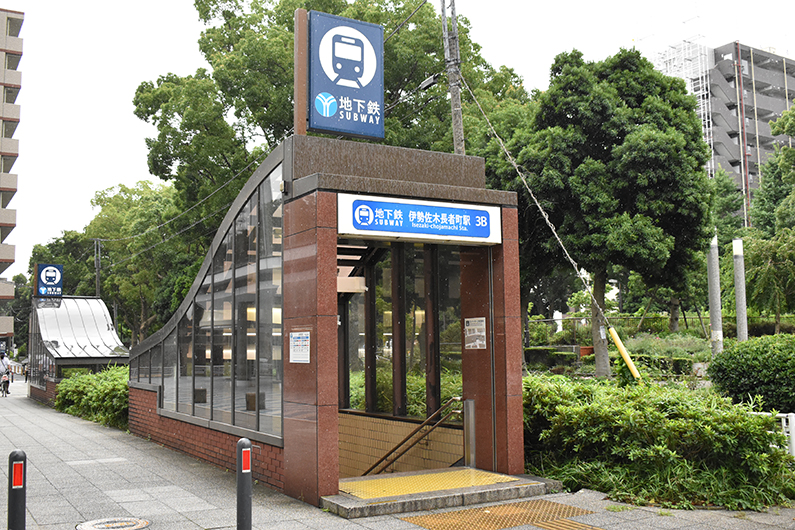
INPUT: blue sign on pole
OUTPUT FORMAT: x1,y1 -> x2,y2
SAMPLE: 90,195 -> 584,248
36,263 -> 64,297
308,11 -> 384,140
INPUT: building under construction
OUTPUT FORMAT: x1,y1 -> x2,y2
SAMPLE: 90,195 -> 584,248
656,41 -> 795,226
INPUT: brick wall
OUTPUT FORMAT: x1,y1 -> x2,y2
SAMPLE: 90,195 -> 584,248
129,386 -> 285,491
29,380 -> 58,407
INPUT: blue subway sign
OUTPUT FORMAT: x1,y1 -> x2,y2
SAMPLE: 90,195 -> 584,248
308,11 -> 384,140
36,263 -> 64,297
338,194 -> 502,245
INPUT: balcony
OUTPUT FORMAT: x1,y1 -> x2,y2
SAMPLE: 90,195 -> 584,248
0,173 -> 15,208
0,315 -> 13,337
0,279 -> 13,299
1,69 -> 21,87
0,35 -> 22,54
0,207 -> 14,242
0,137 -> 18,155
0,243 -> 14,275
1,103 -> 19,120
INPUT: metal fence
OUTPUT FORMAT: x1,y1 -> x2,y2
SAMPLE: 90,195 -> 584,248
749,412 -> 795,457
526,314 -> 795,347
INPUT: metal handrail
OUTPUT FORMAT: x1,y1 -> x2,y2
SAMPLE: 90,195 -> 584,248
362,396 -> 463,476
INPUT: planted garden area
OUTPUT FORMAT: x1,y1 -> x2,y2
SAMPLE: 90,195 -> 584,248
520,324 -> 795,511
54,327 -> 795,511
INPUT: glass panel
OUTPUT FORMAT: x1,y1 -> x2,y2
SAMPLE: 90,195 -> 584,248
235,193 -> 258,429
213,229 -> 234,424
345,291 -> 365,410
178,306 -> 193,414
151,345 -> 163,389
405,244 -> 425,417
129,356 -> 139,382
163,328 -> 178,411
342,243 -> 462,418
375,250 -> 393,413
438,247 -> 463,405
139,350 -> 150,383
258,164 -> 283,436
194,272 -> 212,419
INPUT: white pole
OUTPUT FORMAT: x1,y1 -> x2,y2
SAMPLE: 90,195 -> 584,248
732,238 -> 748,342
707,234 -> 723,356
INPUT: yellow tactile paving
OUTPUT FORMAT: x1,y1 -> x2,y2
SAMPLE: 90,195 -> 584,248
402,499 -> 597,530
533,519 -> 602,530
338,468 -> 520,499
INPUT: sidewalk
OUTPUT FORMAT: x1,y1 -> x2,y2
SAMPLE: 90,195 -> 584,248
1,378 -> 794,529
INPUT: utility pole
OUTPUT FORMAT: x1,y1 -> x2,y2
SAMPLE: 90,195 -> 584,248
440,0 -> 465,155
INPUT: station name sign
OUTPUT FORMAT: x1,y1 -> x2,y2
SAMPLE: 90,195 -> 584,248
307,11 -> 384,140
338,194 -> 502,245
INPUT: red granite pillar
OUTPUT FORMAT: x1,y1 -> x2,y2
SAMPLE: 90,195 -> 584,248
282,191 -> 339,505
460,206 -> 523,475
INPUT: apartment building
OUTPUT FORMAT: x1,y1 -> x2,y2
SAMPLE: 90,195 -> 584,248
0,8 -> 21,352
656,41 -> 795,226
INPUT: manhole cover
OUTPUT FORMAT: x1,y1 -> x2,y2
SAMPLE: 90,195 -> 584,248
76,518 -> 150,529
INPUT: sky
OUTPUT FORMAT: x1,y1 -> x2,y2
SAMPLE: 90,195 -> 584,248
3,0 -> 794,280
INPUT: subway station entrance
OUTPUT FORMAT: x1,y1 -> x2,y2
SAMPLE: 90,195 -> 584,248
128,135 -> 524,507
281,136 -> 524,502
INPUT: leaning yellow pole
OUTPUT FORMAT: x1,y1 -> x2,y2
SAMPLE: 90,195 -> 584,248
608,326 -> 641,380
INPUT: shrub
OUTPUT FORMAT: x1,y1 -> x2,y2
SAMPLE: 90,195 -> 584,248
523,374 -> 795,510
526,315 -> 552,346
708,334 -> 795,412
348,367 -> 462,418
55,365 -> 129,429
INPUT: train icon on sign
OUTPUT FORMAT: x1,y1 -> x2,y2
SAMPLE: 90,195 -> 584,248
332,35 -> 364,86
354,204 -> 374,226
41,266 -> 61,286
319,26 -> 377,89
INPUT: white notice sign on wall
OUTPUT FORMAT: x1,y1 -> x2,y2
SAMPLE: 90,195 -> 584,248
464,317 -> 487,350
290,331 -> 311,363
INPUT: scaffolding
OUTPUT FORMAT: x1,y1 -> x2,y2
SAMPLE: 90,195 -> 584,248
655,40 -> 715,176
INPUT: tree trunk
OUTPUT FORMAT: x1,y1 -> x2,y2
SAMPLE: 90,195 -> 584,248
668,297 -> 680,333
775,295 -> 781,334
695,306 -> 709,339
636,292 -> 655,333
592,268 -> 611,378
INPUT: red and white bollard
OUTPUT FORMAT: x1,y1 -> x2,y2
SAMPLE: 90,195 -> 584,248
8,449 -> 26,530
237,438 -> 252,530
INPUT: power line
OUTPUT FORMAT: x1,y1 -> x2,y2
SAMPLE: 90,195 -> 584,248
458,73 -> 610,327
97,150 -> 269,243
106,201 -> 232,271
385,0 -> 428,43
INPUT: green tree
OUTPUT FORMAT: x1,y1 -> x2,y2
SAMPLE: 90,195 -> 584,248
135,0 -> 507,229
84,182 -> 197,345
751,151 -> 791,238
771,106 -> 795,184
711,168 -> 744,247
510,49 -> 712,376
741,230 -> 795,333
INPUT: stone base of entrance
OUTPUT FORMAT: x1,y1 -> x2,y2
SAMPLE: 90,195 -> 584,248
320,468 -> 559,518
